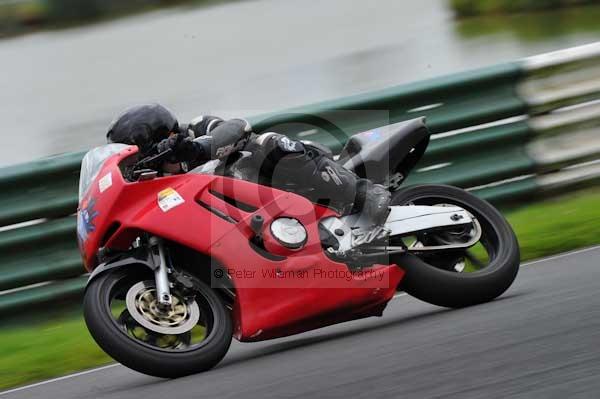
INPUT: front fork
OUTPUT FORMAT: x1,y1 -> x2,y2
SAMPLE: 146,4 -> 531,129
149,236 -> 172,308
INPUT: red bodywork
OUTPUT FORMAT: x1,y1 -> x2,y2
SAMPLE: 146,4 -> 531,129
79,147 -> 405,342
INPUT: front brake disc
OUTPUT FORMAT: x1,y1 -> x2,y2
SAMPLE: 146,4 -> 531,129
125,281 -> 200,335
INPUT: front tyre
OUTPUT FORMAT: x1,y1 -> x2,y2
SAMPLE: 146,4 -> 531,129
84,268 -> 232,378
391,184 -> 520,308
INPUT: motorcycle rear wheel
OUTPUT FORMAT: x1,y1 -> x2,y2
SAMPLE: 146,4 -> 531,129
391,184 -> 520,308
84,268 -> 232,378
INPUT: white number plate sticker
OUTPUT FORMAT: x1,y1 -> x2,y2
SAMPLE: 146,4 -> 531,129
98,173 -> 113,193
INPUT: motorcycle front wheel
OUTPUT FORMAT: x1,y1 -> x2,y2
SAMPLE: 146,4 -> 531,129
391,184 -> 520,308
84,268 -> 232,378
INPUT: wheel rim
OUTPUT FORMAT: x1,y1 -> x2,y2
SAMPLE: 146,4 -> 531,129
105,274 -> 216,352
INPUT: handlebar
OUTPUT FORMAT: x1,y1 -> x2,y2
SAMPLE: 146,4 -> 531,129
137,148 -> 173,168
127,148 -> 173,181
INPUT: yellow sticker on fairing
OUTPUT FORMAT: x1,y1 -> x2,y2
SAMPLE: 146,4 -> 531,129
157,188 -> 185,212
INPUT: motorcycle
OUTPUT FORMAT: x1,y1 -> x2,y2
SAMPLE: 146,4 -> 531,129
79,117 -> 519,378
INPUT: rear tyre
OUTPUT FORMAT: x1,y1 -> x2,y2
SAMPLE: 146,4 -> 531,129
84,268 -> 232,378
391,184 -> 520,308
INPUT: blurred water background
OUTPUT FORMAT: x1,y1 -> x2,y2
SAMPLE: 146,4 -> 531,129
0,0 -> 599,166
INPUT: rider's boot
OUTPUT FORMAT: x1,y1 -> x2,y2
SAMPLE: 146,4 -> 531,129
353,179 -> 392,227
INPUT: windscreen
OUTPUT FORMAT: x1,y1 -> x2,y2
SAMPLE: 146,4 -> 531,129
79,144 -> 129,200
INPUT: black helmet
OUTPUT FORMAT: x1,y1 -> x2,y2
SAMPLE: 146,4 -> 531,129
106,103 -> 179,153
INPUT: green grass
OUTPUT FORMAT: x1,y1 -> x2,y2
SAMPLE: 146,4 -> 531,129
0,315 -> 112,390
1,187 -> 599,391
454,3 -> 600,41
450,0 -> 599,17
505,188 -> 600,261
0,0 -> 238,39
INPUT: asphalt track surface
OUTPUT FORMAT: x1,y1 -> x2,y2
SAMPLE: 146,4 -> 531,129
3,246 -> 600,399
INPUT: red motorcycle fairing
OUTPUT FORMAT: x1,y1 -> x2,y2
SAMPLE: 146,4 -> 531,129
79,146 -> 405,342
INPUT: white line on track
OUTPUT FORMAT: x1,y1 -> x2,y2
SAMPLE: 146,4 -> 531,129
521,245 -> 600,266
2,244 -> 600,396
390,245 -> 600,301
0,364 -> 120,397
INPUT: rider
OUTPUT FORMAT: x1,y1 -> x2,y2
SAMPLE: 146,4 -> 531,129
106,103 -> 391,227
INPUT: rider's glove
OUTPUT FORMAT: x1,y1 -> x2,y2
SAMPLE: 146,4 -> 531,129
157,134 -> 202,162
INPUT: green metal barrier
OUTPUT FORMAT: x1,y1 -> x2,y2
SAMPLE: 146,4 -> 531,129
1,42 -> 599,317
0,152 -> 82,227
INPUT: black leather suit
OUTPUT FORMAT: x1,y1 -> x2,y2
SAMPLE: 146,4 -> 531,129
180,116 -> 390,225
